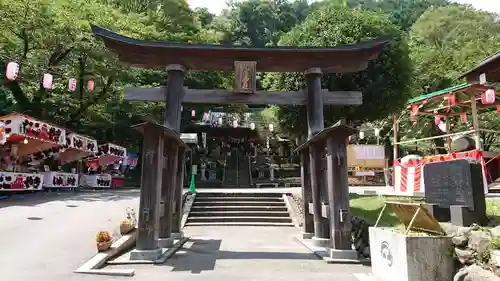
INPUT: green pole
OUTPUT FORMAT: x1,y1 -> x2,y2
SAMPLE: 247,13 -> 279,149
189,174 -> 196,194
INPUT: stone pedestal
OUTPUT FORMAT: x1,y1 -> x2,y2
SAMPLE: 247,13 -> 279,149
312,236 -> 331,247
171,232 -> 184,239
130,248 -> 162,261
329,249 -> 359,260
301,232 -> 314,239
158,237 -> 174,248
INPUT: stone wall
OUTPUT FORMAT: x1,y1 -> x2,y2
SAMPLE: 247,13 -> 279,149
445,224 -> 500,280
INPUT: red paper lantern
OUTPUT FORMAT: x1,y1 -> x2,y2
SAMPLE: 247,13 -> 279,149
6,62 -> 19,81
68,78 -> 77,92
447,94 -> 456,108
87,80 -> 94,91
42,73 -> 53,89
481,88 -> 496,104
460,112 -> 467,123
410,104 -> 418,121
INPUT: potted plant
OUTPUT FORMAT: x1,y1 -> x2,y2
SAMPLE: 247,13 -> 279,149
120,207 -> 137,235
96,231 -> 112,252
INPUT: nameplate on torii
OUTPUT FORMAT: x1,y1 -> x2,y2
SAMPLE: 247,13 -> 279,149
124,87 -> 362,106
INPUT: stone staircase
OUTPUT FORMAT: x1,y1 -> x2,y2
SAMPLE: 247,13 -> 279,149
185,192 -> 294,226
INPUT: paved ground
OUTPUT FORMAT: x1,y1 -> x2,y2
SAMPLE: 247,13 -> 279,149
0,190 -> 140,281
107,226 -> 370,281
0,189 -> 371,281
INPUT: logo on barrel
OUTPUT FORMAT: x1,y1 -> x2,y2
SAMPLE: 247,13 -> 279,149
380,241 -> 393,267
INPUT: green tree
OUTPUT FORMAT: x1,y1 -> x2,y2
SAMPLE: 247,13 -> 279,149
264,5 -> 412,138
405,4 -> 500,153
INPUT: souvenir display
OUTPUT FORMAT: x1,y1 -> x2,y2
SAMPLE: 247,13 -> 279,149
0,172 -> 43,190
41,172 -> 79,188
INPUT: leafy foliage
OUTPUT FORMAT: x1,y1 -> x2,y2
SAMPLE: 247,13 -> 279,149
264,5 -> 412,138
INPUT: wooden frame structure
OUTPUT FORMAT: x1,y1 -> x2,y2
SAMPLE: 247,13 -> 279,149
393,82 -> 500,160
92,25 -> 389,261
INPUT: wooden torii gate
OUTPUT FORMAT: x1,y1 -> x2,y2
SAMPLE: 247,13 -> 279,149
92,25 -> 389,261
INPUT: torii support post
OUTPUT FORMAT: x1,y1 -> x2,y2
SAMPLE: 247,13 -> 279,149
130,123 -> 164,261
302,67 -> 330,246
131,121 -> 190,250
295,122 -> 360,262
325,124 -> 359,261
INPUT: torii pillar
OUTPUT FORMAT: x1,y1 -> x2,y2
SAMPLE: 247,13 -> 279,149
158,64 -> 186,247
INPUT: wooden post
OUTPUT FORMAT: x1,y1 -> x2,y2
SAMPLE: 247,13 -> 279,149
158,64 -> 185,244
470,94 -> 481,150
304,67 -> 328,241
393,113 -> 399,161
444,115 -> 451,151
136,126 -> 163,251
326,136 -> 352,250
309,143 -> 329,239
300,147 -> 314,237
159,141 -> 179,244
171,148 -> 186,234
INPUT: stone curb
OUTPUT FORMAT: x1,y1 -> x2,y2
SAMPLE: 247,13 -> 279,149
181,193 -> 196,228
282,194 -> 301,229
106,237 -> 189,265
293,236 -> 370,265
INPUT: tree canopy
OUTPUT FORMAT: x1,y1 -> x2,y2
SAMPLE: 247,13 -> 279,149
1,0 -> 499,158
263,4 -> 412,137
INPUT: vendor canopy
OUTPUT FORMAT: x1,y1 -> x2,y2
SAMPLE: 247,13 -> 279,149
58,132 -> 98,164
91,25 -> 389,73
0,112 -> 66,157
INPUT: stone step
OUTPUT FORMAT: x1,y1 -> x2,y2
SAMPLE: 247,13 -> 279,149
186,216 -> 293,223
195,196 -> 283,202
188,211 -> 290,217
195,193 -> 283,198
190,206 -> 288,212
193,201 -> 285,207
185,222 -> 294,227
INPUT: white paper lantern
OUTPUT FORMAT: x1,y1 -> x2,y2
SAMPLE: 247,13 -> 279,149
250,122 -> 255,130
191,110 -> 196,117
359,131 -> 365,139
218,117 -> 223,125
269,124 -> 274,132
42,73 -> 53,89
232,120 -> 238,128
6,62 -> 19,81
68,78 -> 77,92
202,112 -> 209,122
374,128 -> 380,137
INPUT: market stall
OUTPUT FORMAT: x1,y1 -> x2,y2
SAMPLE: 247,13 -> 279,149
81,143 -> 126,188
39,133 -> 98,189
0,113 -> 68,191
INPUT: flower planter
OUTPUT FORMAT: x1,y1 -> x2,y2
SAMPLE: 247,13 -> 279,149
120,223 -> 135,235
96,240 -> 112,252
